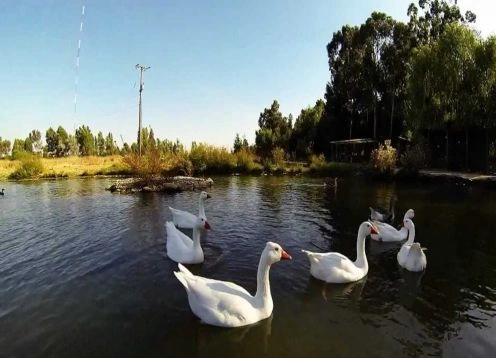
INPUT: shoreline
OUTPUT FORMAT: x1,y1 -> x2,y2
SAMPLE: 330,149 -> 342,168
2,158 -> 495,190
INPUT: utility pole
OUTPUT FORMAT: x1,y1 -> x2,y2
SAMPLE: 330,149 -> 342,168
135,64 -> 150,156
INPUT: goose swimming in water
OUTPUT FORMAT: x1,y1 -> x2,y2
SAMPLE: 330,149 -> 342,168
302,221 -> 379,283
174,241 -> 292,327
169,191 -> 211,229
397,219 -> 427,272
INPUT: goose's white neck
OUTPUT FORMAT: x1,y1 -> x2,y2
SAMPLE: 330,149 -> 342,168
192,226 -> 202,250
406,224 -> 416,245
198,197 -> 206,218
254,255 -> 273,312
354,230 -> 368,269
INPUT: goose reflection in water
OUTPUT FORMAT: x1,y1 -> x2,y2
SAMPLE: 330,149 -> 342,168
196,314 -> 273,356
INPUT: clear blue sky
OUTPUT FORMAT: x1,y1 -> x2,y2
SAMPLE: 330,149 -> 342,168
0,0 -> 494,149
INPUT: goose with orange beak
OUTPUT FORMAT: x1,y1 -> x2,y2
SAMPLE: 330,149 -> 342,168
397,218 -> 427,272
302,221 -> 379,283
174,241 -> 292,327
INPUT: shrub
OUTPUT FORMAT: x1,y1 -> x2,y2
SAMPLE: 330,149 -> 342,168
189,143 -> 236,174
8,153 -> 44,180
163,152 -> 193,176
271,147 -> 285,165
400,143 -> 428,173
370,143 -> 397,174
235,148 -> 262,173
309,154 -> 326,169
122,147 -> 164,180
308,155 -> 361,176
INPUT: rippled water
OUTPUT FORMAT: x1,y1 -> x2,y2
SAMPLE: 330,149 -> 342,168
1,176 -> 496,357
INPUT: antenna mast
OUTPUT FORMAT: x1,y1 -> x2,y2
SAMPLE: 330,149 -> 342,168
135,64 -> 150,157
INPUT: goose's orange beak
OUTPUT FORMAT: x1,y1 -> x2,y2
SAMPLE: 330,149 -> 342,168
204,221 -> 211,230
281,250 -> 292,260
371,224 -> 379,235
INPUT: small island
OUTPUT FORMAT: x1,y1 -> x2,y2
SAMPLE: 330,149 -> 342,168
105,176 -> 213,194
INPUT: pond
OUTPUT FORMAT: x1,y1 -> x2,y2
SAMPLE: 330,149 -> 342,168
1,176 -> 495,357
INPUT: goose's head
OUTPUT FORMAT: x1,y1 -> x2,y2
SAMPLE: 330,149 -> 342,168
405,209 -> 415,220
403,218 -> 415,230
263,242 -> 292,264
200,191 -> 211,200
362,221 -> 380,237
195,216 -> 211,230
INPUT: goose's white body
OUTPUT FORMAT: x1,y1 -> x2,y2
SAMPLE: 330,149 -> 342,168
174,242 -> 291,328
169,191 -> 210,229
371,209 -> 415,242
302,222 -> 379,284
397,219 -> 427,272
404,243 -> 427,272
166,217 -> 209,264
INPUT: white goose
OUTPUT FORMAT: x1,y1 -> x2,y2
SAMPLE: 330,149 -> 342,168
301,221 -> 379,284
166,216 -> 210,264
397,218 -> 427,272
174,241 -> 292,328
169,191 -> 211,229
371,209 -> 415,242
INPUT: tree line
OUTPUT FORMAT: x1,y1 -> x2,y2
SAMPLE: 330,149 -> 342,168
243,0 -> 495,165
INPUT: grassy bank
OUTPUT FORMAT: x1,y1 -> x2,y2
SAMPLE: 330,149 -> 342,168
0,154 -> 366,181
2,155 -> 494,189
0,155 -> 130,181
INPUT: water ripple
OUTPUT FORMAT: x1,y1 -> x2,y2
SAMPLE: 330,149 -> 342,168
1,177 -> 496,356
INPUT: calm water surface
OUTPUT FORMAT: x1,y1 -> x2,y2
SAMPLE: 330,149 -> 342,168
1,176 -> 496,357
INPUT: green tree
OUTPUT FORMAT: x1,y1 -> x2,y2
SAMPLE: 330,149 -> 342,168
23,137 -> 33,153
360,12 -> 395,138
381,21 -> 412,138
56,126 -> 69,156
290,99 -> 325,159
29,130 -> 42,153
67,134 -> 78,156
121,142 -> 131,155
75,125 -> 95,156
12,138 -> 26,159
242,136 -> 249,150
97,131 -> 105,156
406,23 -> 496,168
255,100 -> 292,160
233,133 -> 243,153
407,0 -> 476,46
324,24 -> 365,140
105,132 -> 117,155
45,127 -> 58,156
255,127 -> 275,161
0,137 -> 11,158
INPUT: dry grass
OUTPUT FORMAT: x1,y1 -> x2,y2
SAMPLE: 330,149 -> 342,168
0,155 -> 130,181
0,159 -> 21,180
